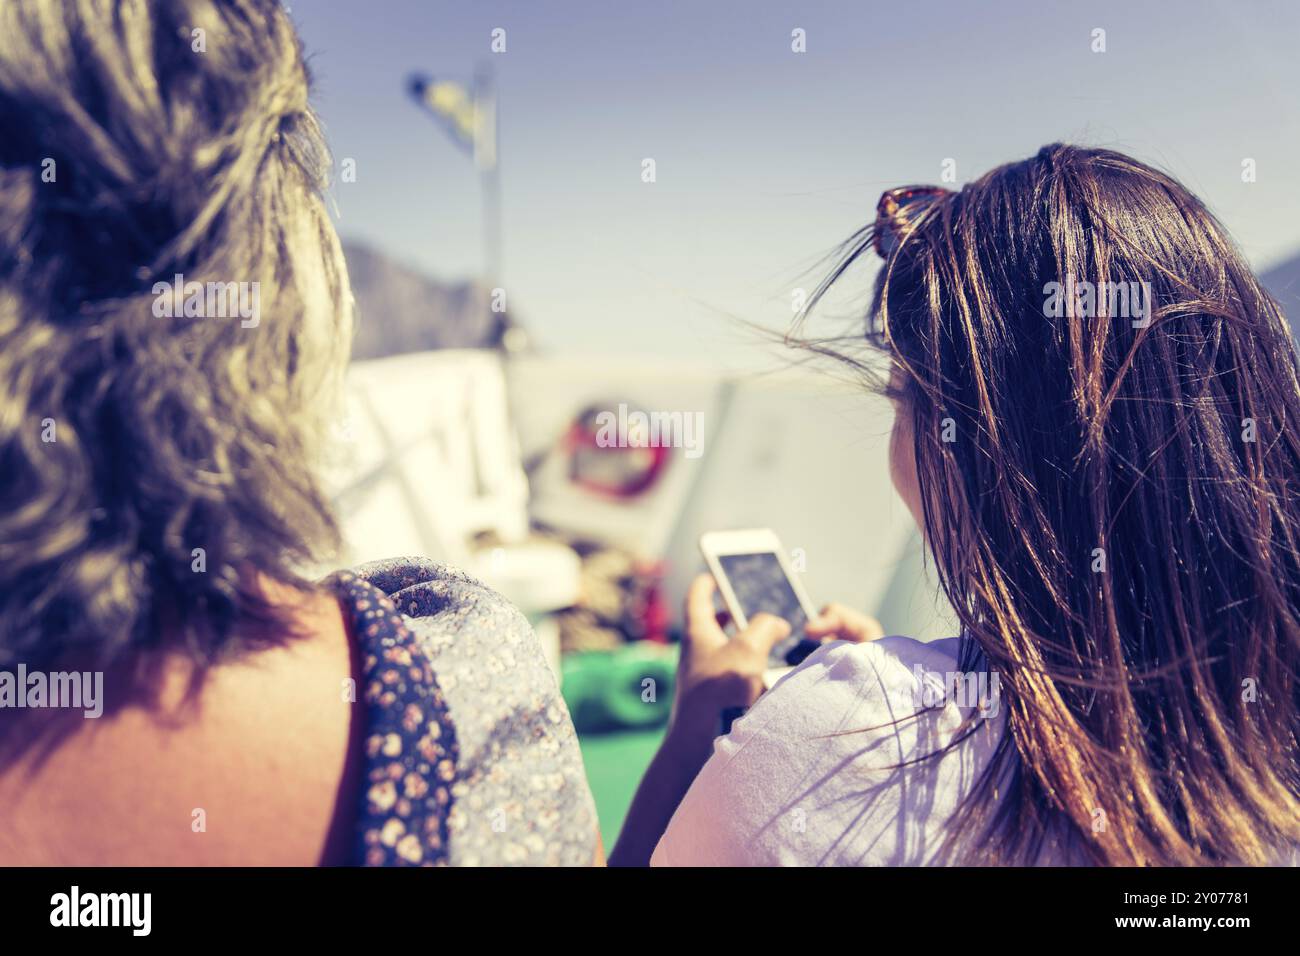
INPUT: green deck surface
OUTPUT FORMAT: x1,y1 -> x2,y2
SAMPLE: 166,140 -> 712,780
563,646 -> 677,849
577,726 -> 665,849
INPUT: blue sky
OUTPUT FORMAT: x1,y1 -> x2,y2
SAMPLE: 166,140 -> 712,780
289,0 -> 1300,363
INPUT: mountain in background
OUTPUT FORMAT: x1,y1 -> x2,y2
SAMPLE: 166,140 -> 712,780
341,237 -> 1300,360
342,239 -> 514,359
1261,250 -> 1300,338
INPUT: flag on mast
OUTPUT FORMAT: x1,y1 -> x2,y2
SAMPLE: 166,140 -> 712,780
410,76 -> 497,171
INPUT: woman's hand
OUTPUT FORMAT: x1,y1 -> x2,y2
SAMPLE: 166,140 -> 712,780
804,602 -> 885,643
671,582 -> 885,742
610,577 -> 884,866
608,573 -> 789,866
670,574 -> 791,741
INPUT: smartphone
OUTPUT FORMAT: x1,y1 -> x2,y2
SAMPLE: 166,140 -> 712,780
699,529 -> 821,681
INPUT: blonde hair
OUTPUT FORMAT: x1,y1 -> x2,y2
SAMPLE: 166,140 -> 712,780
0,0 -> 351,670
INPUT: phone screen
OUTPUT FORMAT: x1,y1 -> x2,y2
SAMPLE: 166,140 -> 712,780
717,551 -> 814,667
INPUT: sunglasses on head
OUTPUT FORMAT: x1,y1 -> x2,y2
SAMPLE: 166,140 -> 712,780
873,185 -> 950,259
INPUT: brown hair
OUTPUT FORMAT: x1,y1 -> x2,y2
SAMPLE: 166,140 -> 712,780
800,144 -> 1300,865
0,0 -> 350,672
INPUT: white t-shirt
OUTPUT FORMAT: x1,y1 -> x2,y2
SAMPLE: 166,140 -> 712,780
652,635 -> 1028,866
653,635 -> 1300,867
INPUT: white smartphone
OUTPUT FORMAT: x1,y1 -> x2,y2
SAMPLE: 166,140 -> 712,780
699,528 -> 820,683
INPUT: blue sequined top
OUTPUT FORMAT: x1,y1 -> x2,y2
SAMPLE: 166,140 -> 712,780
329,558 -> 597,866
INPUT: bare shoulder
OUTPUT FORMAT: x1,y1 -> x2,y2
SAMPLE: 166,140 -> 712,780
0,587 -> 357,866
